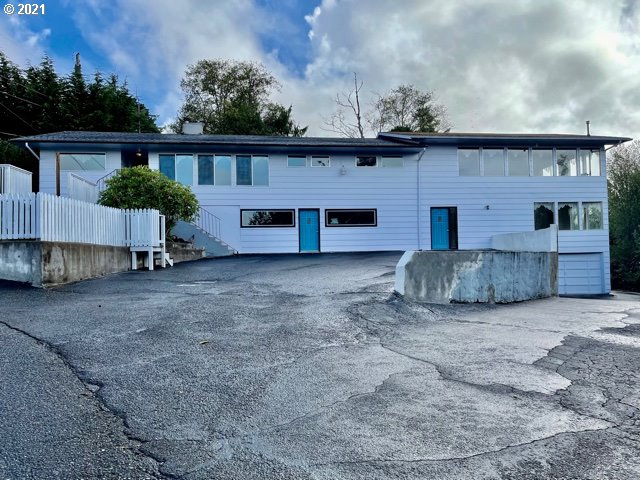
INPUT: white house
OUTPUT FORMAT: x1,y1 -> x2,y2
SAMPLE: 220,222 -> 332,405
13,130 -> 631,295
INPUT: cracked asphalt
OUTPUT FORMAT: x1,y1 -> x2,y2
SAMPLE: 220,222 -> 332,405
0,251 -> 639,479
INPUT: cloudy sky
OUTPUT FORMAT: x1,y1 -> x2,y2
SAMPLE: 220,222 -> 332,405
1,0 -> 639,138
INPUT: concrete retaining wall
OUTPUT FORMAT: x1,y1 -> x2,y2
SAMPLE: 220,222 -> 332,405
0,241 -> 130,287
167,242 -> 205,263
395,250 -> 558,304
491,225 -> 558,252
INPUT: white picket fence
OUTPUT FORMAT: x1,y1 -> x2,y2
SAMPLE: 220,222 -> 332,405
0,164 -> 32,194
68,173 -> 98,203
0,193 -> 163,248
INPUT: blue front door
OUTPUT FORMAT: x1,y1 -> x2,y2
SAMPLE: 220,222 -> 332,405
431,208 -> 450,250
299,209 -> 319,252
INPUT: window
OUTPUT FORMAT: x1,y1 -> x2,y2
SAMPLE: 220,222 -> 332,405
534,202 -> 554,230
287,156 -> 306,167
558,202 -> 579,230
579,149 -> 600,176
458,149 -> 480,176
59,153 -> 106,171
236,155 -> 269,186
159,154 -> 175,180
197,155 -> 232,185
381,157 -> 403,168
159,154 -> 193,185
176,155 -> 193,185
356,156 -> 377,167
241,209 -> 295,227
532,150 -> 553,176
215,155 -> 231,185
311,156 -> 330,167
556,149 -> 577,176
583,202 -> 603,230
483,149 -> 505,176
325,209 -> 377,227
198,155 -> 214,185
507,149 -> 529,176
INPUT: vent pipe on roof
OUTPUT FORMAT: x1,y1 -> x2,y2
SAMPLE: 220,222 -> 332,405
586,120 -> 591,136
183,121 -> 204,135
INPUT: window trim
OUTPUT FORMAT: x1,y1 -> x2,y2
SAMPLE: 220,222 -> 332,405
235,155 -> 270,186
381,156 -> 404,168
196,153 -> 233,186
58,152 -> 107,171
287,155 -> 307,168
240,209 -> 296,228
355,155 -> 378,167
324,208 -> 378,227
311,156 -> 331,168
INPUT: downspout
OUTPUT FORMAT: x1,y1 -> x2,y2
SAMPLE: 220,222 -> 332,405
25,142 -> 40,161
416,147 -> 428,250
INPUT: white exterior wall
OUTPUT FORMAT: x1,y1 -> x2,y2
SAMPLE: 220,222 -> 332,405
147,151 -> 420,254
419,146 -> 610,292
37,143 -> 612,293
39,149 -> 121,196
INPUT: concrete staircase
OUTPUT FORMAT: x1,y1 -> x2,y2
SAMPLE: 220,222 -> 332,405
172,213 -> 236,258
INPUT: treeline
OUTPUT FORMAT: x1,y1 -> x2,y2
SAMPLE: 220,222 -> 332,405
0,51 -> 159,181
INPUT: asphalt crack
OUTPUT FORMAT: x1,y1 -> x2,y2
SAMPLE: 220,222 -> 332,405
0,319 -> 170,480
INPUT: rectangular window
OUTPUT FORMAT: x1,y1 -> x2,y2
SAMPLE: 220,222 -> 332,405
159,154 -> 175,180
311,156 -> 330,167
236,155 -> 252,185
252,156 -> 269,186
583,202 -> 603,230
556,149 -> 577,176
215,155 -> 232,185
458,149 -> 480,176
159,154 -> 193,185
534,202 -> 555,230
287,156 -> 306,167
241,209 -> 295,227
532,150 -> 554,176
175,154 -> 193,185
579,149 -> 601,176
198,155 -> 214,185
507,149 -> 529,176
483,149 -> 505,176
558,202 -> 579,230
356,156 -> 377,167
381,157 -> 403,168
325,209 -> 377,227
59,153 -> 106,171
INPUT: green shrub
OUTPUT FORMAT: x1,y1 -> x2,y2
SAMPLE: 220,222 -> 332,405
98,166 -> 199,232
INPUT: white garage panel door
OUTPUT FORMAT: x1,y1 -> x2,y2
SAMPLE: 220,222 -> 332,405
559,253 -> 604,295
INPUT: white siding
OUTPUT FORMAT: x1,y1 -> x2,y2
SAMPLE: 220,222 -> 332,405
146,152 -> 420,254
42,144 -> 612,294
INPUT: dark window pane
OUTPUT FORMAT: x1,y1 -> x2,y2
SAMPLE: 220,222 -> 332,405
159,154 -> 175,180
325,209 -> 377,227
356,156 -> 377,167
236,155 -> 252,185
198,155 -> 214,185
558,202 -> 579,230
534,202 -> 554,230
241,210 -> 295,227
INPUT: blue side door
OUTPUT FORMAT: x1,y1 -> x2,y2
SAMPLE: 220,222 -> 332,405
431,208 -> 450,250
299,209 -> 320,252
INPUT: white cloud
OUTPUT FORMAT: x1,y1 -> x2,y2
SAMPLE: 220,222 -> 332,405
293,0 -> 640,137
26,0 -> 640,138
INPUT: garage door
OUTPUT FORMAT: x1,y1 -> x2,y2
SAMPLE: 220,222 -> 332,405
558,253 -> 604,295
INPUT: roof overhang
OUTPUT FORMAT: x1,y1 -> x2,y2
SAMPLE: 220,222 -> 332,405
378,132 -> 633,149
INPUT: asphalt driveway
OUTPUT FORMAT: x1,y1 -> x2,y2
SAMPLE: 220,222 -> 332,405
1,252 -> 639,479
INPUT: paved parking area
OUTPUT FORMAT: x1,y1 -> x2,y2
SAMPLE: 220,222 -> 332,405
1,252 -> 639,479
